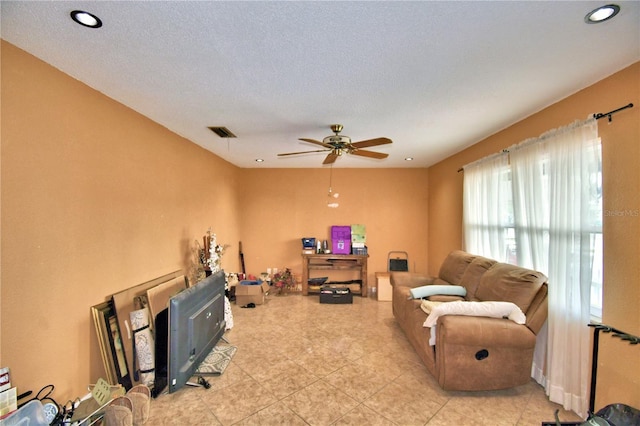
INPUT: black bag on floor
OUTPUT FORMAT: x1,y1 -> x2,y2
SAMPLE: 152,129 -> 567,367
592,403 -> 640,426
552,403 -> 640,426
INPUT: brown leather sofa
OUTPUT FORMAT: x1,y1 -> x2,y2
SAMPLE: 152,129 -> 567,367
391,250 -> 548,391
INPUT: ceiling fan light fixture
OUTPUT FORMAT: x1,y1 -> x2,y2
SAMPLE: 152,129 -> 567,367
70,10 -> 102,28
585,4 -> 620,23
323,135 -> 351,146
279,124 -> 392,165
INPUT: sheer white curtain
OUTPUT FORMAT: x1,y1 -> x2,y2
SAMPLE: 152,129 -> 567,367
463,118 -> 601,418
462,152 -> 511,261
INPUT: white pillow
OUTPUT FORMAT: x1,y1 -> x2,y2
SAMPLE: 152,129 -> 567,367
409,285 -> 467,300
423,300 -> 526,328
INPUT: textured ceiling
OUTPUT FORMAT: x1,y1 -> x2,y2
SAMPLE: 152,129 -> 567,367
2,1 -> 639,168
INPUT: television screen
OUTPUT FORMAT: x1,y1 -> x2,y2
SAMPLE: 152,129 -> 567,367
166,270 -> 226,393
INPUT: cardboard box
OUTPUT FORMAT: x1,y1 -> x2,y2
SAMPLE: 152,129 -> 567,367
235,281 -> 270,305
331,226 -> 351,254
376,272 -> 392,301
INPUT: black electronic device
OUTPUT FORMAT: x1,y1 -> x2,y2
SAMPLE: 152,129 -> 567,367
301,238 -> 316,249
154,270 -> 226,395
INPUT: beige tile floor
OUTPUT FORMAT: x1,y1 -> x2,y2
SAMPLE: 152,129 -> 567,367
147,292 -> 584,425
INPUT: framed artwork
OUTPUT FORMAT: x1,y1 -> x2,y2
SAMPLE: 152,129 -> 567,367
91,301 -> 132,389
111,270 -> 182,387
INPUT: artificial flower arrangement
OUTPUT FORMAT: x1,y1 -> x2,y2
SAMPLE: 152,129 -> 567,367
272,268 -> 297,294
191,228 -> 231,286
203,228 -> 230,273
188,228 -> 235,329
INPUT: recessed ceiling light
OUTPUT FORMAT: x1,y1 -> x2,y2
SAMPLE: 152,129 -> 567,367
405,157 -> 414,161
255,158 -> 264,163
585,4 -> 620,24
70,10 -> 103,28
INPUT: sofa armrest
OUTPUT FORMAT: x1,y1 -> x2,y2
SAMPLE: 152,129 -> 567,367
390,271 -> 436,288
427,295 -> 466,302
524,283 -> 548,334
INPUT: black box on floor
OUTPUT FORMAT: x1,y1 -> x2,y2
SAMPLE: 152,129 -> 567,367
319,286 -> 353,304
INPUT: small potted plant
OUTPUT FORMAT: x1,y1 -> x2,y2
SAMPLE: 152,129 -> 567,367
272,268 -> 296,295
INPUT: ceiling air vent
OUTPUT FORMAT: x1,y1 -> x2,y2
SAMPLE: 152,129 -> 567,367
208,126 -> 237,138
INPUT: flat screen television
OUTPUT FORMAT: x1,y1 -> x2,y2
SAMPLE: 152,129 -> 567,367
158,269 -> 226,394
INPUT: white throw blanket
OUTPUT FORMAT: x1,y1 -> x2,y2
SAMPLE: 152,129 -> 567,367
423,301 -> 526,346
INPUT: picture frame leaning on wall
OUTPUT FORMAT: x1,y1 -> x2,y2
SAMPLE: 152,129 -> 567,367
91,301 -> 132,389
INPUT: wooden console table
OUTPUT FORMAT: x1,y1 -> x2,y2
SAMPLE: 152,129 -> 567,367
301,253 -> 368,296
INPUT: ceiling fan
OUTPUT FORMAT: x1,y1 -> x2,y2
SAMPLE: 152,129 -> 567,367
278,124 -> 392,165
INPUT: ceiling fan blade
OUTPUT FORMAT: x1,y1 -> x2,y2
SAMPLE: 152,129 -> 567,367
351,149 -> 389,160
350,137 -> 392,148
278,149 -> 331,157
323,152 -> 339,164
299,138 -> 334,149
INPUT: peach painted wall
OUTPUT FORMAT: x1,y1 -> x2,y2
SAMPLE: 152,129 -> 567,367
3,36 -> 637,411
1,41 -> 242,398
237,168 -> 430,283
427,62 -> 640,410
0,41 -> 430,401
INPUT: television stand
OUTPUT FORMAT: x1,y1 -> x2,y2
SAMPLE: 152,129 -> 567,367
186,376 -> 211,389
301,254 -> 369,296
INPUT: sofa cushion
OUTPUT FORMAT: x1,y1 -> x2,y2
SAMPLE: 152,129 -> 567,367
410,285 -> 467,300
432,278 -> 451,286
390,272 -> 434,288
459,256 -> 497,300
438,250 -> 477,285
475,263 -> 547,313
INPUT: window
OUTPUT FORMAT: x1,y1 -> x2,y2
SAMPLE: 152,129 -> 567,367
463,118 -> 602,416
463,129 -> 603,319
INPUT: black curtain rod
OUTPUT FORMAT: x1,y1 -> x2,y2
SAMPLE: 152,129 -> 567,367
457,103 -> 635,172
594,102 -> 634,122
